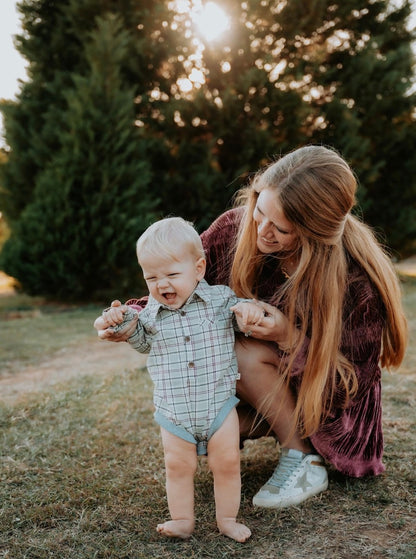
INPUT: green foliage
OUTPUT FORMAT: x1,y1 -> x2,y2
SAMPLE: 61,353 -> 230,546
304,0 -> 416,252
0,0 -> 415,299
144,0 -> 416,244
0,216 -> 9,252
1,13 -> 157,299
0,0 -> 88,223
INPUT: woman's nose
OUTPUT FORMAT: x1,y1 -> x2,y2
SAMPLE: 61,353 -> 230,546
258,219 -> 271,236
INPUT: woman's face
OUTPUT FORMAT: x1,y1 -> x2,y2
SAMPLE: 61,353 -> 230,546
253,189 -> 298,254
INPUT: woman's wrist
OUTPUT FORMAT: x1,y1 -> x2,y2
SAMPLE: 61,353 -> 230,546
277,329 -> 300,351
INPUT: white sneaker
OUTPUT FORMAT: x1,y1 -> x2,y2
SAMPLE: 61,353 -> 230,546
252,448 -> 328,508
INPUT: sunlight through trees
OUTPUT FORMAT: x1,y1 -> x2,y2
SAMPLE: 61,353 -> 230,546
0,0 -> 415,298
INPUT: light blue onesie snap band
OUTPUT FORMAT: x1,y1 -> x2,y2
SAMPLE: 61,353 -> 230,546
154,395 -> 239,455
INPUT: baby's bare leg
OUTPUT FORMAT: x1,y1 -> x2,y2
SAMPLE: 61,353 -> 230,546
157,428 -> 197,539
208,408 -> 251,542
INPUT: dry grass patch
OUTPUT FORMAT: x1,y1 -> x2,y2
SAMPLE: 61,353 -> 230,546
0,297 -> 103,377
0,281 -> 415,558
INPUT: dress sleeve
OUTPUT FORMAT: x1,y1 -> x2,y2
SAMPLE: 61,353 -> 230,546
125,296 -> 148,312
200,208 -> 243,286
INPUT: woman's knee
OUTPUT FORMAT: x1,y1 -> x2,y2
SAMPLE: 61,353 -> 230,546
235,338 -> 279,374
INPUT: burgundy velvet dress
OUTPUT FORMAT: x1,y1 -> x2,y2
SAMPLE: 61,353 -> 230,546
199,208 -> 387,478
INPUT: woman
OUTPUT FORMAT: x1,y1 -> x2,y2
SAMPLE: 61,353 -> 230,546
95,145 -> 408,509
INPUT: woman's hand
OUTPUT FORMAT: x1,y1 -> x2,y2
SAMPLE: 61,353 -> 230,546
94,300 -> 138,341
236,300 -> 293,345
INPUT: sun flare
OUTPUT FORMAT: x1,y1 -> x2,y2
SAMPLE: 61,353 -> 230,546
169,1 -> 231,93
192,2 -> 230,41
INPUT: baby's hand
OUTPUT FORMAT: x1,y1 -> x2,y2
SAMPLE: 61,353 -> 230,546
100,300 -> 127,327
94,300 -> 129,339
94,300 -> 139,341
230,300 -> 265,332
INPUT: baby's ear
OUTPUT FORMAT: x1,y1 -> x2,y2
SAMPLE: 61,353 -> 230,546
195,257 -> 206,280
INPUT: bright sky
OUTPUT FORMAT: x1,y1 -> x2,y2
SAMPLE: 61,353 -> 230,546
0,2 -> 27,101
0,2 -> 28,144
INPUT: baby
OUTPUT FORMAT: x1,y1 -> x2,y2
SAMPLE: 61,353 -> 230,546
95,217 -> 265,542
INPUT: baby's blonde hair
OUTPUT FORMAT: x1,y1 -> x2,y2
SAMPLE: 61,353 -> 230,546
136,217 -> 205,264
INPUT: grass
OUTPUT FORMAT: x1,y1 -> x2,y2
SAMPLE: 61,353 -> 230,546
0,280 -> 415,559
0,301 -> 103,377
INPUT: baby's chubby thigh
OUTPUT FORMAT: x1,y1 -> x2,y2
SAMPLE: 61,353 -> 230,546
159,426 -> 198,475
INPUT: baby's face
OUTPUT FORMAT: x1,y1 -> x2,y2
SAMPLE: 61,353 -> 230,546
140,251 -> 206,309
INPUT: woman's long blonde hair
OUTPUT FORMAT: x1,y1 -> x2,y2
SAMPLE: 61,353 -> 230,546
230,145 -> 408,438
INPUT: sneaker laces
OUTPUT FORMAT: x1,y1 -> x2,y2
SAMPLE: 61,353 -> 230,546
267,452 -> 304,488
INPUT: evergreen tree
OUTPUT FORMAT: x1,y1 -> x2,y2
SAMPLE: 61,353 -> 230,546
287,0 -> 416,252
166,0 -> 416,250
0,0 -> 176,224
0,0 -> 88,223
0,14 -> 157,299
1,0 -> 415,301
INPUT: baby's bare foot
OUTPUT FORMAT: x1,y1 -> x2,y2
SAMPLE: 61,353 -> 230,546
217,518 -> 251,542
156,519 -> 194,539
